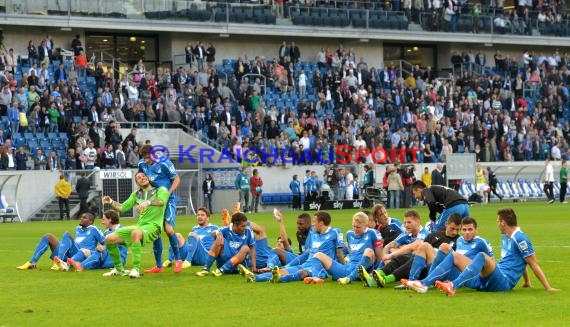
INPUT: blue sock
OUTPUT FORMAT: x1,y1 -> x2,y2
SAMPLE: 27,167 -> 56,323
266,253 -> 280,269
71,251 -> 86,262
428,250 -> 448,275
422,252 -> 455,286
31,236 -> 50,264
152,237 -> 163,268
280,271 -> 302,282
203,253 -> 215,271
168,233 -> 180,260
409,255 -> 427,281
167,247 -> 174,261
452,253 -> 486,289
309,257 -> 324,278
81,253 -> 101,269
350,256 -> 371,281
255,272 -> 273,282
220,259 -> 235,273
56,232 -> 73,259
185,236 -> 198,262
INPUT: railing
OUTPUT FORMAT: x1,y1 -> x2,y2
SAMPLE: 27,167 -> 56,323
241,73 -> 267,96
2,0 -> 569,38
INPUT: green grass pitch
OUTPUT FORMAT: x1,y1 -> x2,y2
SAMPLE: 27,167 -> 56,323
1,202 -> 568,326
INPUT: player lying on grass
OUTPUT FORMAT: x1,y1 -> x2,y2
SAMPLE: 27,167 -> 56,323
102,171 -> 169,278
405,217 -> 494,293
67,210 -> 128,271
358,210 -> 429,287
17,213 -> 105,271
163,207 -> 219,269
428,208 -> 558,295
369,213 -> 462,289
238,211 -> 344,283
196,211 -> 256,277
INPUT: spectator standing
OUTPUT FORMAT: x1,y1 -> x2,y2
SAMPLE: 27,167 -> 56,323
235,167 -> 251,212
388,165 -> 404,209
431,163 -> 445,186
544,159 -> 555,204
421,167 -> 432,186
75,50 -> 88,81
71,34 -> 83,56
289,174 -> 301,210
15,147 -> 28,170
75,172 -> 91,216
202,173 -> 215,214
250,169 -> 263,213
206,43 -> 216,68
55,174 -> 72,220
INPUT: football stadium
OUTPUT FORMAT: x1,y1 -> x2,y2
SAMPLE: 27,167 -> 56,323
0,0 -> 568,325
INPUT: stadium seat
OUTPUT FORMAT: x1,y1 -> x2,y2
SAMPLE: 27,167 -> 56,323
498,181 -> 514,198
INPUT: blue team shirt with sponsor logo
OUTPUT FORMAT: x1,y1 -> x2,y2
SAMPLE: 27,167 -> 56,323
393,227 -> 429,246
219,224 -> 255,251
138,158 -> 177,190
306,227 -> 344,259
497,228 -> 534,286
191,224 -> 219,250
346,228 -> 382,265
455,236 -> 494,259
75,225 -> 105,251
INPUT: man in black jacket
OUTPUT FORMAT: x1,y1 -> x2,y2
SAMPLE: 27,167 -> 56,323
75,173 -> 91,217
431,163 -> 445,186
412,181 -> 469,232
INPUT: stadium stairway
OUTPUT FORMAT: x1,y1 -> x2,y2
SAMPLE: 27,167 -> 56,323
28,187 -> 101,221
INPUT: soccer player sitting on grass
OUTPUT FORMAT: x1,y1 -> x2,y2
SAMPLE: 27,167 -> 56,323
163,207 -> 219,269
368,204 -> 406,253
102,171 -> 169,278
406,217 -> 494,293
308,212 -> 382,285
17,213 -> 105,271
239,211 -> 344,283
358,210 -> 429,287
411,180 -> 470,232
432,208 -> 558,296
261,209 -> 303,270
373,213 -> 463,289
68,210 -> 128,271
196,212 -> 256,277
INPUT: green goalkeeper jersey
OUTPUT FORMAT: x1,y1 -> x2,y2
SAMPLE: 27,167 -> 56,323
122,186 -> 170,227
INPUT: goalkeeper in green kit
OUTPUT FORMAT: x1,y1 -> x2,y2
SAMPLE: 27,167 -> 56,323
102,171 -> 170,278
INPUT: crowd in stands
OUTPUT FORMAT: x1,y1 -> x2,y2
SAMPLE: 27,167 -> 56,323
2,33 -> 570,171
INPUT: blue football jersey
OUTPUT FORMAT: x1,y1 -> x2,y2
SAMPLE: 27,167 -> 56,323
74,225 -> 105,251
219,224 -> 255,251
497,228 -> 534,286
138,159 -> 177,190
387,217 -> 406,234
307,227 -> 344,259
346,228 -> 382,265
455,236 -> 494,259
191,224 -> 219,250
393,227 -> 429,246
332,227 -> 348,256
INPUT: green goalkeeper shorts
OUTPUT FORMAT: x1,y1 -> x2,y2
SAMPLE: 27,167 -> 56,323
113,224 -> 161,247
